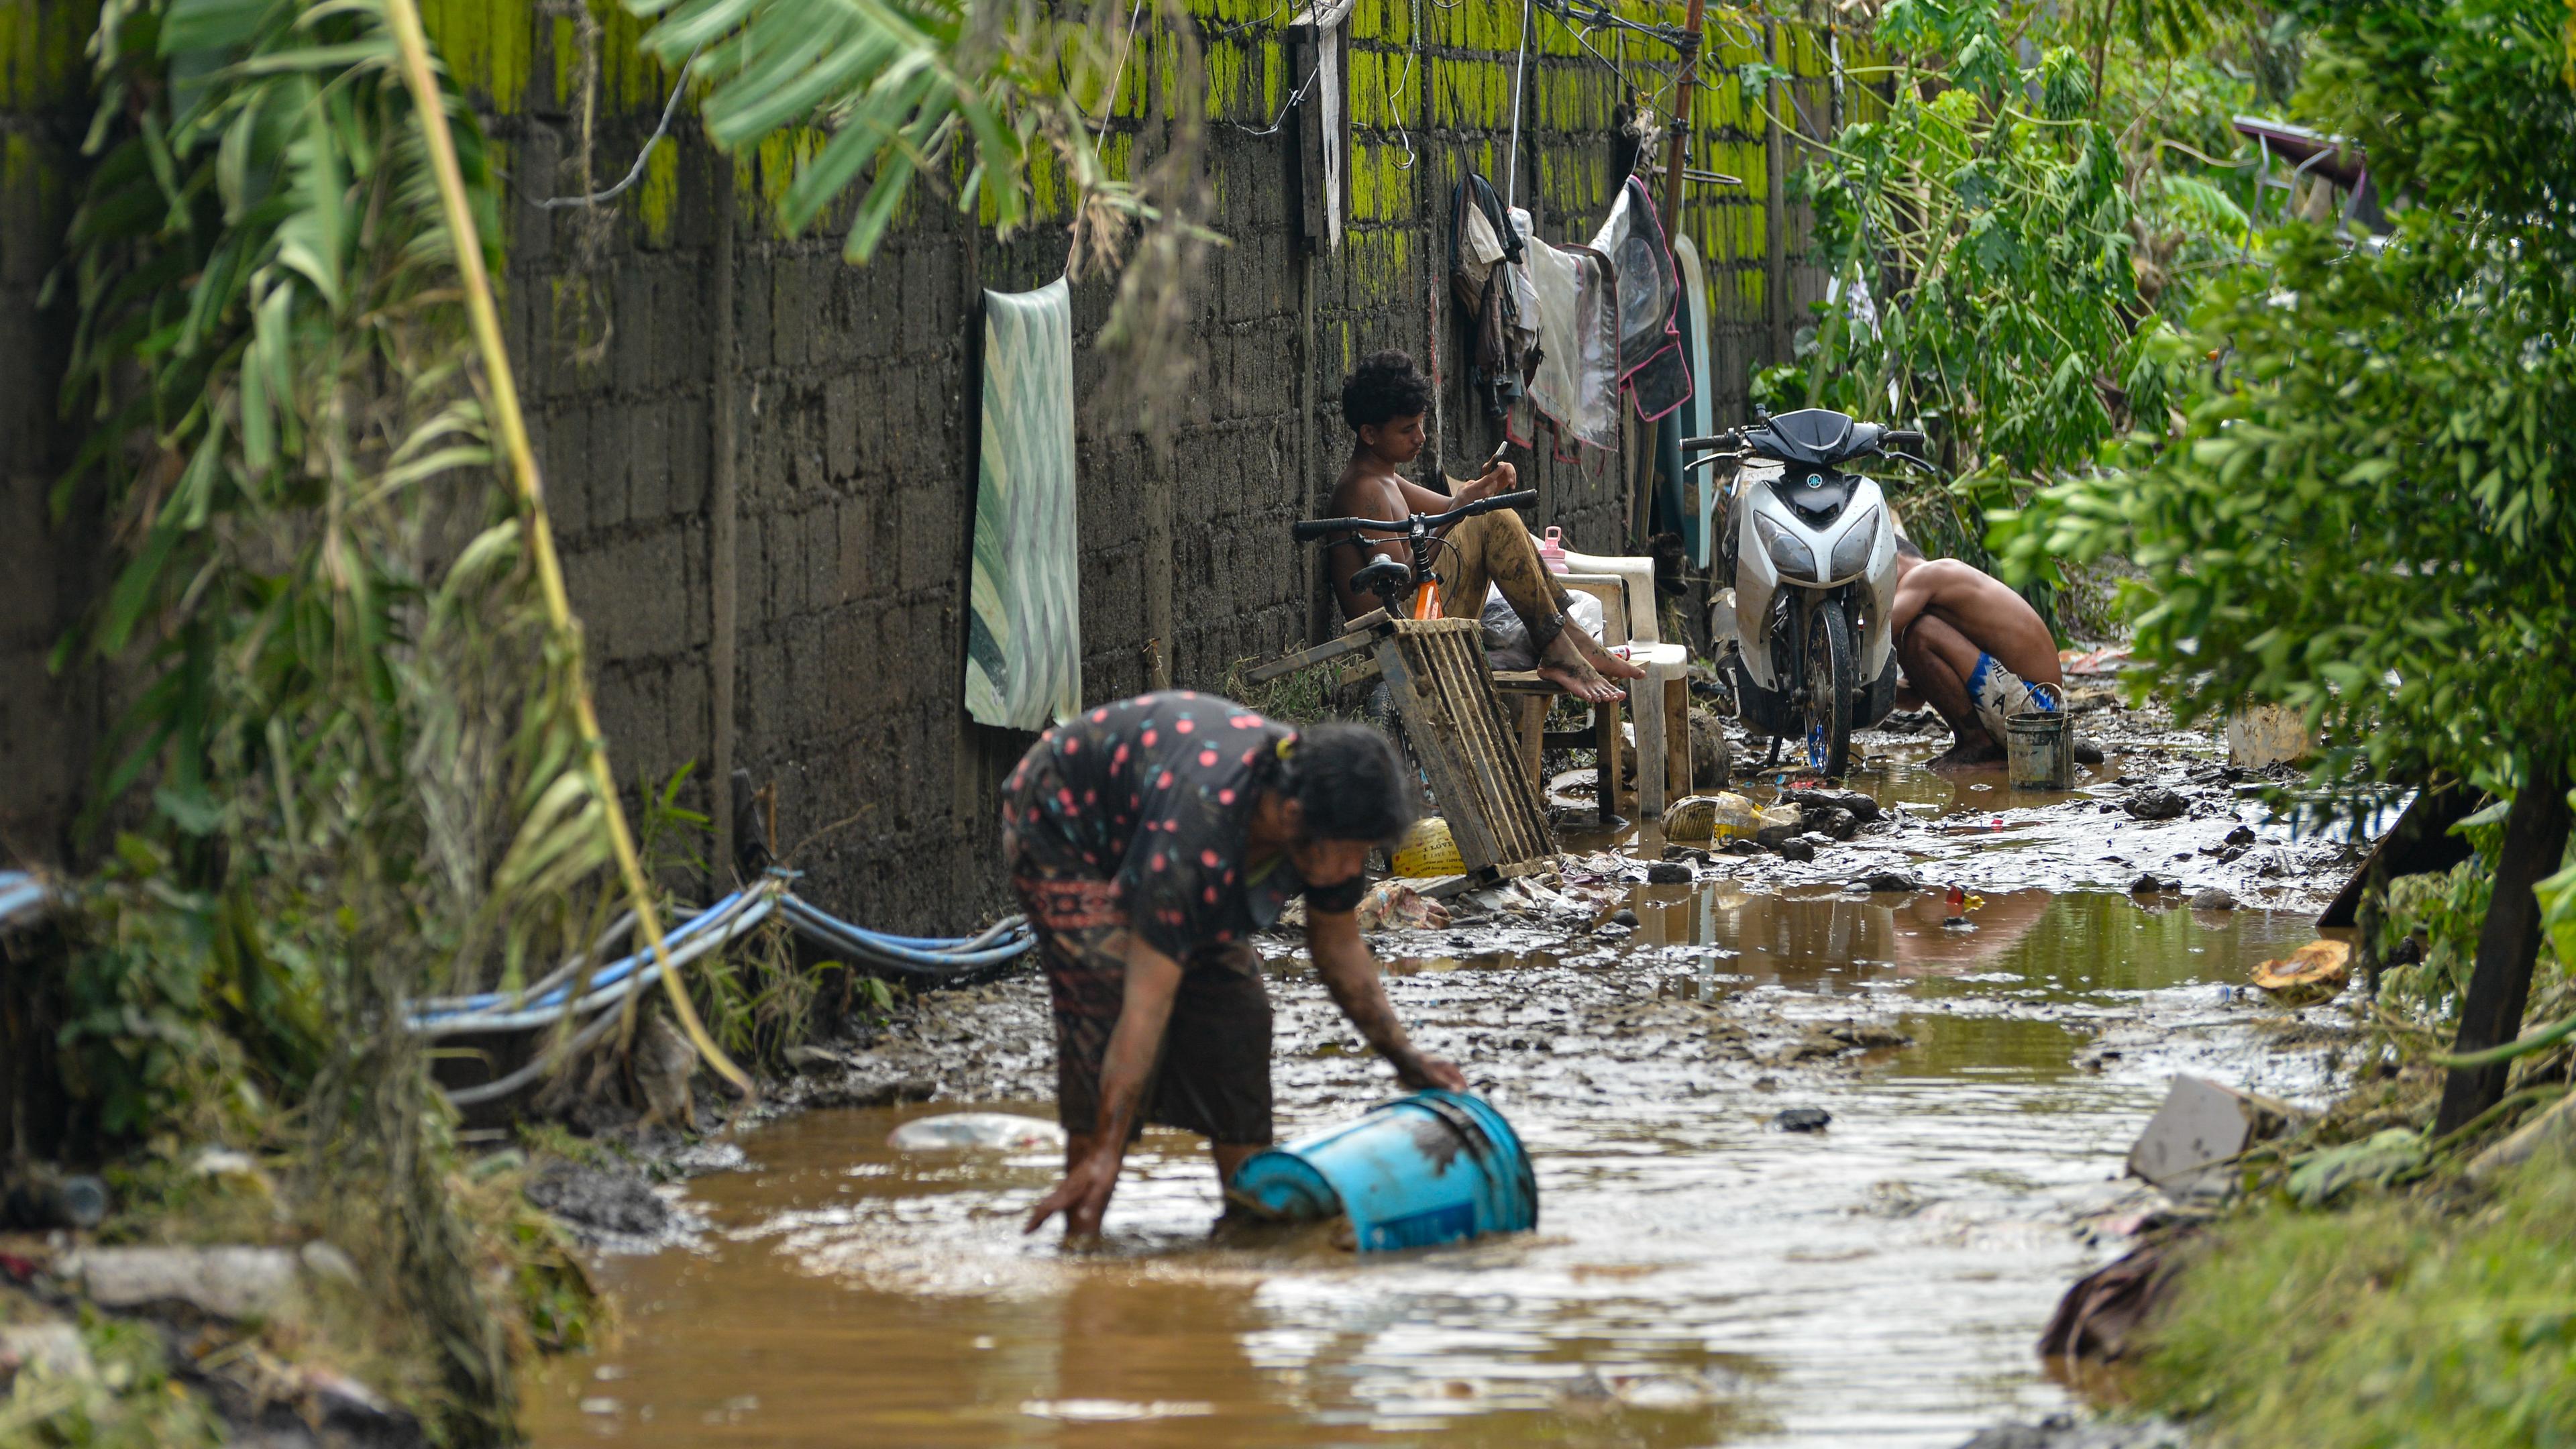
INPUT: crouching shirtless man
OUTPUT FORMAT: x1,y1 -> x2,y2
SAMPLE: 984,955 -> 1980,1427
1324,350 -> 1644,703
1890,537 -> 2065,769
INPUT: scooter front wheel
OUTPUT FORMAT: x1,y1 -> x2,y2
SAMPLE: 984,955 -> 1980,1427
1803,602 -> 1856,780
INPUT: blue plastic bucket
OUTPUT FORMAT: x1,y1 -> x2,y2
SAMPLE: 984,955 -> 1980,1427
1227,1090 -> 1538,1252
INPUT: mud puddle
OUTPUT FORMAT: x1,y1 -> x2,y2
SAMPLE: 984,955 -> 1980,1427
527,727 -> 2353,1447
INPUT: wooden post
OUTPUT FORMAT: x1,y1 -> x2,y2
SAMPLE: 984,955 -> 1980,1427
1656,0 -> 1706,241
2432,756 -> 2572,1136
1763,21 -> 1791,369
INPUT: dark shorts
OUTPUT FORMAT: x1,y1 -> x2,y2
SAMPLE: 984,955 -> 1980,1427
1004,784 -> 1273,1147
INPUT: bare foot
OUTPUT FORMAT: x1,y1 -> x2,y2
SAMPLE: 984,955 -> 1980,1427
1564,627 -> 1648,681
1536,635 -> 1625,703
1925,737 -> 2006,771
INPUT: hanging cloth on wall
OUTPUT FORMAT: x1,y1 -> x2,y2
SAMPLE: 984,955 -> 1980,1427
1587,174 -> 1692,423
1507,207 -> 1621,455
965,277 -> 1083,731
1673,233 -> 1717,566
1450,172 -> 1527,422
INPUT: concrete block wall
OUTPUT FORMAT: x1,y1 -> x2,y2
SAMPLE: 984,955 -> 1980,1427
0,0 -> 101,863
2,0 -> 1846,931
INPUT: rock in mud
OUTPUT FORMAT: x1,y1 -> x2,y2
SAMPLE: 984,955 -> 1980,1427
888,1113 -> 1066,1151
806,1069 -> 938,1110
2123,787 -> 2188,820
1644,861 -> 1693,884
1809,806 -> 1860,840
0,1322 -> 93,1385
2072,737 -> 2106,765
1856,870 -> 1923,893
1772,1108 -> 1831,1132
1957,1411 -> 2191,1448
1796,787 -> 1882,823
1772,837 -> 1817,863
525,1161 -> 672,1239
2128,872 -> 2180,894
1688,710 -> 1732,788
2224,824 -> 2257,846
2188,888 -> 2236,911
1609,908 -> 1640,928
1827,1023 -> 1913,1049
1720,839 -> 1763,857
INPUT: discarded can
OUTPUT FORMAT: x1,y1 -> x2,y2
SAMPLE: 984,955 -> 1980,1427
2004,683 -> 2074,790
1227,1090 -> 1538,1252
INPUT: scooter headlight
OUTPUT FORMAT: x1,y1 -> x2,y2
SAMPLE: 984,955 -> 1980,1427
1828,504 -> 1880,580
1753,514 -> 1817,580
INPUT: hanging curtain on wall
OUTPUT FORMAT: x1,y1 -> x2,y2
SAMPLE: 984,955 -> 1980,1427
1588,174 -> 1692,423
964,277 -> 1083,731
1673,233 -> 1717,566
1508,207 -> 1621,455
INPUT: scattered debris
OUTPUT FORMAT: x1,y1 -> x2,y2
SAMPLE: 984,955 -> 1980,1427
2035,1242 -> 2178,1365
2126,1076 -> 2304,1193
2251,939 -> 2351,1006
887,1113 -> 1066,1152
524,1162 -> 673,1240
54,1244 -> 336,1321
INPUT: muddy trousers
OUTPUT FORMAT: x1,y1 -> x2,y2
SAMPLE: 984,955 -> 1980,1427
1435,511 -> 1576,652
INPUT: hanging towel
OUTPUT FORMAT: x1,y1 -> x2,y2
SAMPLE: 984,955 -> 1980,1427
1588,175 -> 1692,423
1510,207 -> 1621,455
1673,233 -> 1717,566
965,278 -> 1083,731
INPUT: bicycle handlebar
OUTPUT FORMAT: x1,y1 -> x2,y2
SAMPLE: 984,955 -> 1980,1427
1291,488 -> 1542,541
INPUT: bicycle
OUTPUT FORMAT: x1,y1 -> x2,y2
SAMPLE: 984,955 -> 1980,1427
1291,488 -> 1542,621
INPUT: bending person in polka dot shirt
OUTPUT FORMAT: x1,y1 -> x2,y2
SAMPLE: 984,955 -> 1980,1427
1002,691 -> 1466,1238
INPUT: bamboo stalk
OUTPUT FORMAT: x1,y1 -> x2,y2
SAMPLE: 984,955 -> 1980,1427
381,0 -> 753,1098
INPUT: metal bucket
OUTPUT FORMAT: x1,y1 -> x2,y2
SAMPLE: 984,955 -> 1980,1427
2004,682 -> 2073,790
1227,1090 -> 1538,1252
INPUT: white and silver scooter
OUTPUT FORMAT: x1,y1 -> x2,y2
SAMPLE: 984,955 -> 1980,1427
1685,409 -> 1926,779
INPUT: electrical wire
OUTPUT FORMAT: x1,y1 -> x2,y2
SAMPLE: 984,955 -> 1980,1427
531,43 -> 706,211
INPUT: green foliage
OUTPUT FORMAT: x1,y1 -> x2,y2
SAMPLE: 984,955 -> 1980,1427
0,1311 -> 226,1448
1994,0 -> 2576,788
2135,1136 -> 2576,1444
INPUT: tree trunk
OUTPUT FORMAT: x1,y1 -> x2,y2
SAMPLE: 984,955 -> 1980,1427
2432,754 -> 2572,1136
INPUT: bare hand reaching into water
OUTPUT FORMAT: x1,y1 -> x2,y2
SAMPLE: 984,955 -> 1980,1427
1024,1148 -> 1123,1238
1396,1052 -> 1468,1092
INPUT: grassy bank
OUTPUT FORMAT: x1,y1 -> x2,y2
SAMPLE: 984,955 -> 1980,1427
2130,1130 -> 2576,1446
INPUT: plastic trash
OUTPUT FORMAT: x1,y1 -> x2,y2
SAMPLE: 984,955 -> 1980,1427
1390,818 -> 1464,877
1662,792 -> 1798,843
887,1113 -> 1067,1152
1537,526 -> 1570,574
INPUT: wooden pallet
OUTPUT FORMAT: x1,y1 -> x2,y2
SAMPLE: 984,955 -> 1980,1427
1372,618 -> 1557,878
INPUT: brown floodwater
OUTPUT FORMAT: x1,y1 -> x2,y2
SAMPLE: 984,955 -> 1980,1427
525,739 -> 2341,1447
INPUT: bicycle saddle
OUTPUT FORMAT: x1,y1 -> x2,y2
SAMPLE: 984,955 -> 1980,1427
1350,553 -> 1413,601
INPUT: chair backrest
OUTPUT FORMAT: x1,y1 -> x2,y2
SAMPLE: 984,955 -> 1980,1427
1555,550 -> 1659,645
1556,574 -> 1630,647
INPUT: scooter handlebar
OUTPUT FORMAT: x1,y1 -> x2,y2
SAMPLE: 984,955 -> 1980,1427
1882,429 -> 1927,453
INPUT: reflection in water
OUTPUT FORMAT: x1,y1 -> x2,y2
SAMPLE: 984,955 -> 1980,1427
526,884 -> 2324,1448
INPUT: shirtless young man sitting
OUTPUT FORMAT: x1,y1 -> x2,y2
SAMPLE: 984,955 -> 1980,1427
1888,537 -> 2065,769
1324,350 -> 1644,703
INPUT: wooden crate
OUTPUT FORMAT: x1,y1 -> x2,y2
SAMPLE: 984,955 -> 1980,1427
1373,619 -> 1557,877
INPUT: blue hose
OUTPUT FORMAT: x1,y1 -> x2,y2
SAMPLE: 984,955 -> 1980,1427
409,890 -> 755,1020
779,897 -> 1033,971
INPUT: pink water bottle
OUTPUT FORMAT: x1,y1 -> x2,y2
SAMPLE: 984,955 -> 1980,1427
1538,527 -> 1570,574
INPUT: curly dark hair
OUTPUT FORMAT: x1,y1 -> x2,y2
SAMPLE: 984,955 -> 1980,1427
1340,350 -> 1434,430
1285,723 -> 1418,845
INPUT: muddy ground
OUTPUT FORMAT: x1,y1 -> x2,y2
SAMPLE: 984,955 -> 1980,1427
515,694 -> 2371,1449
